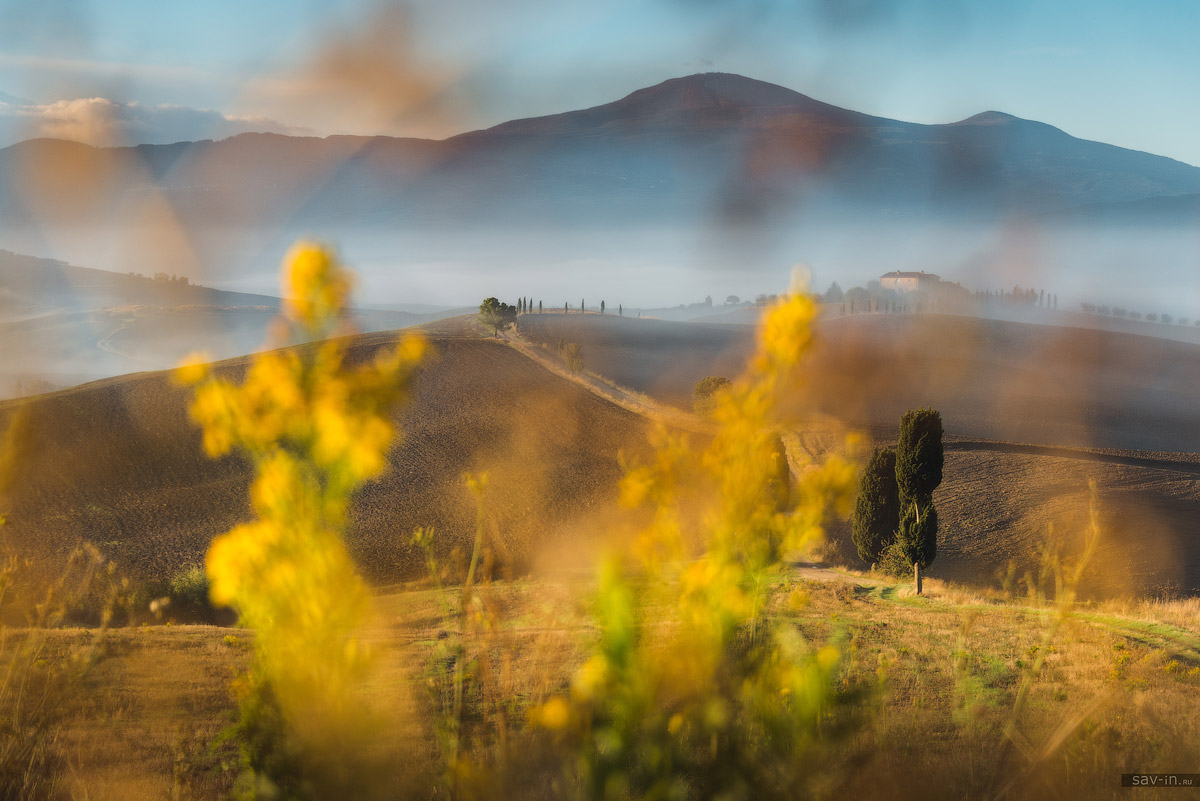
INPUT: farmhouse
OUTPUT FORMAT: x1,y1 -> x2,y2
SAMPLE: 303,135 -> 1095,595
880,270 -> 940,293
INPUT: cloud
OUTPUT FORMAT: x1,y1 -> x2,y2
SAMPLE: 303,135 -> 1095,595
0,96 -> 307,148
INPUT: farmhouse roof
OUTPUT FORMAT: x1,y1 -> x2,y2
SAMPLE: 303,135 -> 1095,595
881,270 -> 940,280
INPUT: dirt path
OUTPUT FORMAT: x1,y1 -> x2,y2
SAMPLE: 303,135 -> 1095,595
501,326 -> 713,434
95,323 -> 143,363
790,560 -> 882,586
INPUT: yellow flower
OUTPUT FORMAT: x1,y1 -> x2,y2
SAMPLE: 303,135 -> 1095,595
817,645 -> 840,673
282,242 -> 353,332
572,655 -> 609,702
531,697 -> 572,730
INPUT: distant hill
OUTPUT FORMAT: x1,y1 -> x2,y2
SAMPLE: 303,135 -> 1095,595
517,311 -> 1200,453
0,249 -> 456,398
0,248 -> 280,317
2,73 -> 1198,231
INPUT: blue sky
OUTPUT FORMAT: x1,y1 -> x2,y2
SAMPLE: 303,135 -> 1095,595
1,0 -> 1198,164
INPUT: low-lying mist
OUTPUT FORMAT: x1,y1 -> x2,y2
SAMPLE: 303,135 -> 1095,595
3,216 -> 1197,313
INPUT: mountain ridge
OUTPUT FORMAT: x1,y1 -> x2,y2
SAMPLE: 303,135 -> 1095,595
0,72 -> 1197,230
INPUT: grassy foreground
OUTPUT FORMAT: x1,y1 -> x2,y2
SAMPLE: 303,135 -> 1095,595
28,571 -> 1200,801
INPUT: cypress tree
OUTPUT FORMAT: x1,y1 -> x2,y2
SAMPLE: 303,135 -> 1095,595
851,447 -> 900,565
895,408 -> 944,594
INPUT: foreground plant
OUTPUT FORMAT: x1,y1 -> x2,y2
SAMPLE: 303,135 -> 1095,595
0,408 -> 118,801
177,243 -> 427,799
533,283 -> 864,800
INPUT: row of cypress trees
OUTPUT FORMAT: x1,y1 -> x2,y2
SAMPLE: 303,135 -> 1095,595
513,298 -> 624,315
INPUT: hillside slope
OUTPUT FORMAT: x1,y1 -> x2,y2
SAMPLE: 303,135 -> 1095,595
0,334 -> 654,585
517,312 -> 1200,453
518,312 -> 1200,595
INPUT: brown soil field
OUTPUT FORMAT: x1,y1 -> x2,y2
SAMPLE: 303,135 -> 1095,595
0,333 -> 654,586
519,312 -> 1200,595
4,312 -> 1199,599
517,312 -> 1200,453
820,444 -> 1200,596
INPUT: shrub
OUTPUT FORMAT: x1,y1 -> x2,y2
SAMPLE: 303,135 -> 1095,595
875,540 -> 912,578
691,375 -> 731,415
563,342 -> 583,374
162,565 -> 231,624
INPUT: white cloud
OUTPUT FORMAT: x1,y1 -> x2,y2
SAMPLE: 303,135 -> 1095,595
0,96 -> 307,148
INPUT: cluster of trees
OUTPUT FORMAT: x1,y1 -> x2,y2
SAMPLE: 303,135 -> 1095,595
486,297 -> 631,324
977,285 -> 1056,308
1082,303 -> 1196,326
152,272 -> 191,284
822,281 -> 944,315
851,408 -> 944,594
478,297 -> 517,336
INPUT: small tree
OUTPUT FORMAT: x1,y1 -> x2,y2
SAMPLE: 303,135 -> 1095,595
478,297 -> 516,337
563,343 -> 583,374
725,295 -> 740,305
851,447 -> 899,565
823,282 -> 843,304
895,408 -> 943,593
601,300 -> 606,315
691,375 -> 731,416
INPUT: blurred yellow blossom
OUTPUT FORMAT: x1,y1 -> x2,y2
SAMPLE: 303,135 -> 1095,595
536,289 -> 862,799
180,242 -> 426,795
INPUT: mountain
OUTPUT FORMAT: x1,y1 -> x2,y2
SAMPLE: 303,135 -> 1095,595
1,73 -> 1198,231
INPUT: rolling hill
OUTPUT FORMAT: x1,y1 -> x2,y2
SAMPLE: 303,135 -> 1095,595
3,313 -> 1199,598
0,332 -> 654,587
514,311 -> 1200,596
516,312 -> 1200,453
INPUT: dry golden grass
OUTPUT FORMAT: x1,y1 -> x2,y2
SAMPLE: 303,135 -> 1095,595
11,571 -> 1194,800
